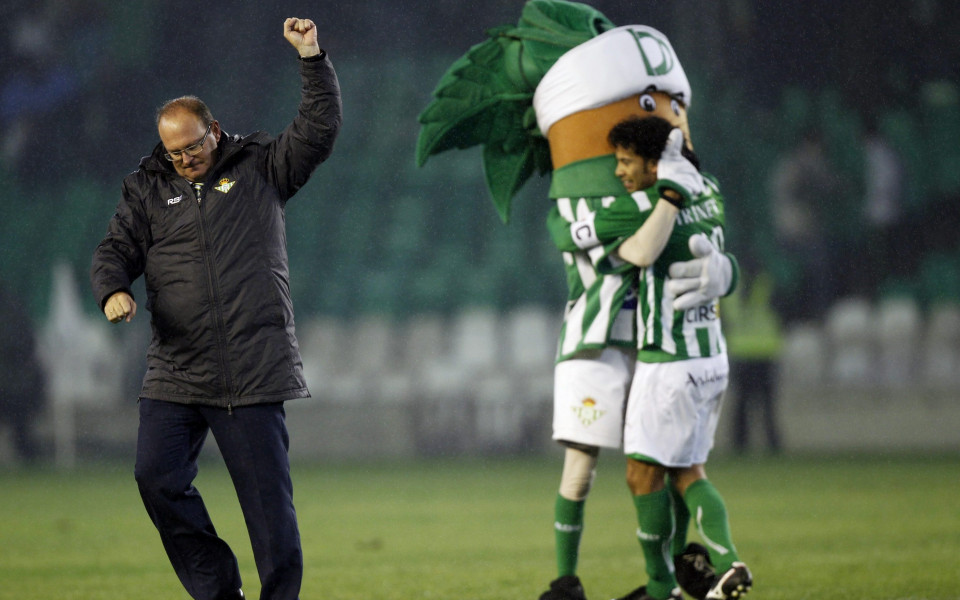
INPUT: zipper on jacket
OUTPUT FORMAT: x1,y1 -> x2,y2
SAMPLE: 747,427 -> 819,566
227,403 -> 233,416
193,181 -> 237,400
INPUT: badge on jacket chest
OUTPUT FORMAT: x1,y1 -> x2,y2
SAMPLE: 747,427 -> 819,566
214,178 -> 236,194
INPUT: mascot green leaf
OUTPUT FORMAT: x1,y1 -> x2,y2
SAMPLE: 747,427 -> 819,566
416,0 -> 615,222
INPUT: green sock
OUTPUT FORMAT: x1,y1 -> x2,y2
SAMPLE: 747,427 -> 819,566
632,489 -> 677,600
554,494 -> 586,577
684,479 -> 740,571
667,479 -> 690,557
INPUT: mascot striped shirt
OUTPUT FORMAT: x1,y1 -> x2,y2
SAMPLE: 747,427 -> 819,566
548,156 -> 639,362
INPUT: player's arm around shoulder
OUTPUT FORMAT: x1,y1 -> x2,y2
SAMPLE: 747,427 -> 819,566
615,197 -> 679,267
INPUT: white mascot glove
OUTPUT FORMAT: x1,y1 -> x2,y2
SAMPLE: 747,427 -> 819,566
666,233 -> 732,311
655,128 -> 704,206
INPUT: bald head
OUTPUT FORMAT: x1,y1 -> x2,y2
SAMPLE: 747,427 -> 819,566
156,96 -> 221,182
157,95 -> 214,128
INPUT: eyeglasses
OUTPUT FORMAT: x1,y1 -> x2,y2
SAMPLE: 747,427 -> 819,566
163,123 -> 212,162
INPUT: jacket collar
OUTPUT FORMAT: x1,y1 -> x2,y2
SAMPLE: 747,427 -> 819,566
139,130 -> 268,177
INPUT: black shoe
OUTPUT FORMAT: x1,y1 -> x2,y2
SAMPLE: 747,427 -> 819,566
674,542 -> 716,600
705,562 -> 752,600
612,585 -> 681,600
540,575 -> 588,600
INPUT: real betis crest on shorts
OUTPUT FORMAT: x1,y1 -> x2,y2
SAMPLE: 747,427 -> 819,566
572,397 -> 606,426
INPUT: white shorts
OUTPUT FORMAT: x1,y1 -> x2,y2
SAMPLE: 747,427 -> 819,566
624,354 -> 729,467
553,346 -> 636,449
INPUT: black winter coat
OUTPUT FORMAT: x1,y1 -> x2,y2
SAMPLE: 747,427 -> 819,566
90,56 -> 342,408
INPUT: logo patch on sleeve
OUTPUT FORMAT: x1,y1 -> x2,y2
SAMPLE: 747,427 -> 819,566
214,178 -> 236,193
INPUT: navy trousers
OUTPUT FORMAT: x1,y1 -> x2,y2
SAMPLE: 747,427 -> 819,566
135,399 -> 302,600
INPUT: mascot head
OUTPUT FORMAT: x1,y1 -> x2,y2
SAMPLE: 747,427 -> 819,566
534,24 -> 692,169
417,1 -> 691,221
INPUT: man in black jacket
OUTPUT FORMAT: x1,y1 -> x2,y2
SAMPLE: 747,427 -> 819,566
90,18 -> 341,600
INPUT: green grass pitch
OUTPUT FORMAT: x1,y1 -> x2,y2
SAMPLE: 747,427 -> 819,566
1,452 -> 957,599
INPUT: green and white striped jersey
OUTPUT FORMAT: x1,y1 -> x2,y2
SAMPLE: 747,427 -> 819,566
547,157 -> 730,363
547,156 -> 639,362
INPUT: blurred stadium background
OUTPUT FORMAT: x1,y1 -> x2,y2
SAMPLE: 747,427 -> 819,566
1,0 -> 959,467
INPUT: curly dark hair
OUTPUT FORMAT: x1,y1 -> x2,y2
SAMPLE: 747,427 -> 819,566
608,115 -> 673,160
607,115 -> 700,170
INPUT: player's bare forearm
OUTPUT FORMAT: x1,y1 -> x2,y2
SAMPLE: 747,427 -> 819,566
616,200 -> 678,267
